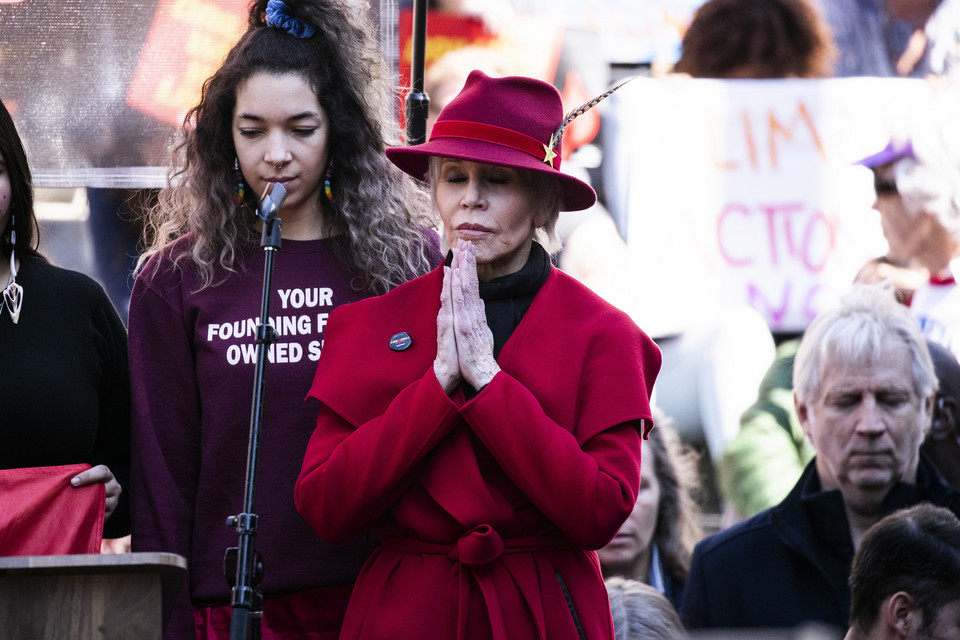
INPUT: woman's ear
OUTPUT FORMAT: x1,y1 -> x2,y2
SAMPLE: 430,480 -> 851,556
532,206 -> 551,230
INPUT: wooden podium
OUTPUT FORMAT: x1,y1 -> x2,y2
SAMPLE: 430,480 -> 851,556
0,552 -> 187,639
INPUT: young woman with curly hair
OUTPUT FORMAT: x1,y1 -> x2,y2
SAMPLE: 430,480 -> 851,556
128,1 -> 441,638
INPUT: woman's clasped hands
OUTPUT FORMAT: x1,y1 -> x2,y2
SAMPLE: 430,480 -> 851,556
434,241 -> 501,395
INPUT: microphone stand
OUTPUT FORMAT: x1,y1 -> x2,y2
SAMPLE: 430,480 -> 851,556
225,182 -> 287,640
405,0 -> 429,145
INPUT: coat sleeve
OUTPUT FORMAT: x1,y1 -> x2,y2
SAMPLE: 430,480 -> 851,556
460,371 -> 641,550
128,277 -> 201,640
295,369 -> 462,543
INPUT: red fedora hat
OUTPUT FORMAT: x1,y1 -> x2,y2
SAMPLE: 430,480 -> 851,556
387,71 -> 597,212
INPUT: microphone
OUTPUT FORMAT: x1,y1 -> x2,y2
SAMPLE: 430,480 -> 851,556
256,182 -> 287,222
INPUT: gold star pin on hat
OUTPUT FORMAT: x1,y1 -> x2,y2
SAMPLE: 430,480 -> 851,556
542,135 -> 558,166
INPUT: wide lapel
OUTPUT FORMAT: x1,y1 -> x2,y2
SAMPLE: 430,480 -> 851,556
416,270 -> 561,528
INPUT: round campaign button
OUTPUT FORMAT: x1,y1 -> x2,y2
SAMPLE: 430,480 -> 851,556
389,332 -> 412,351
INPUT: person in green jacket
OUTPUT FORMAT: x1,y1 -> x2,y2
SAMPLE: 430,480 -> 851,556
718,338 -> 814,520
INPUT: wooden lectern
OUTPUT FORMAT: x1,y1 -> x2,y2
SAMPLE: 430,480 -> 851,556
0,552 -> 187,639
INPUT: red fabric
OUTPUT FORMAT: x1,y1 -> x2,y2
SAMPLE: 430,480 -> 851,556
0,463 -> 104,556
295,266 -> 661,640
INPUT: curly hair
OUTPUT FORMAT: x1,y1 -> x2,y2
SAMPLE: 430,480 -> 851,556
674,0 -> 836,78
138,0 -> 435,293
0,99 -> 42,261
648,408 -> 703,587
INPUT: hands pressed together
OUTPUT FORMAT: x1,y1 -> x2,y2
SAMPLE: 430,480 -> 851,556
434,241 -> 502,395
71,464 -> 121,521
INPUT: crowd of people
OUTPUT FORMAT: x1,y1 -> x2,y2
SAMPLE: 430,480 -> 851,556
3,0 -> 960,638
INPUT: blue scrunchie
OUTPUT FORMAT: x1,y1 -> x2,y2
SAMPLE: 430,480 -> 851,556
266,0 -> 315,39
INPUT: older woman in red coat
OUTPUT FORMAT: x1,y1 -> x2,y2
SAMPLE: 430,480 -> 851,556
295,71 -> 662,640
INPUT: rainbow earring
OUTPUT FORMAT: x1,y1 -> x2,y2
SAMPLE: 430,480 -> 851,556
235,157 -> 245,205
324,160 -> 334,202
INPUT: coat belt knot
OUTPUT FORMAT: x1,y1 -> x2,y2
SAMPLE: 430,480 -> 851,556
448,524 -> 504,565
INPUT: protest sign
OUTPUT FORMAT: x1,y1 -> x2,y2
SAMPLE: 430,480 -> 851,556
603,77 -> 932,333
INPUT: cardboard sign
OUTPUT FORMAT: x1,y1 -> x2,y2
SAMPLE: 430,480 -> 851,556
602,77 -> 934,333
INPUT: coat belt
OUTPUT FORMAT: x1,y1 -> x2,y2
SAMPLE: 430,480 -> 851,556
380,524 -> 573,640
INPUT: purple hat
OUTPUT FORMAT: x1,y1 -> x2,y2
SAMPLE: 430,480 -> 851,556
386,71 -> 598,212
856,139 -> 915,168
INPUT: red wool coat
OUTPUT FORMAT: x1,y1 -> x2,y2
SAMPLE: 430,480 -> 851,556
295,265 -> 661,640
